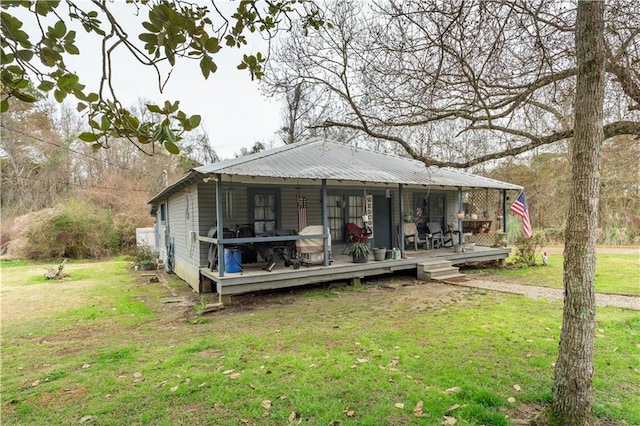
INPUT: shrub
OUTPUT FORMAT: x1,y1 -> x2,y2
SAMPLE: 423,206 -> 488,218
513,232 -> 545,266
19,200 -> 119,260
132,245 -> 158,270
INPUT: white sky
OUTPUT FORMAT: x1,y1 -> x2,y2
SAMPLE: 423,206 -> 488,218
45,2 -> 284,160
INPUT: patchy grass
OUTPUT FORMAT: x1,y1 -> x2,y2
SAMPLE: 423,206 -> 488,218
1,260 -> 638,425
470,253 -> 640,296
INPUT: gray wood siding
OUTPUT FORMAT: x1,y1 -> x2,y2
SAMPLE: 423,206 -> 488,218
167,187 -> 200,289
197,182 -> 216,265
280,187 -> 299,231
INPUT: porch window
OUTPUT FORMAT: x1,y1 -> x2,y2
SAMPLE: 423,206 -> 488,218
347,195 -> 365,227
252,191 -> 278,234
327,194 -> 344,242
415,194 -> 446,230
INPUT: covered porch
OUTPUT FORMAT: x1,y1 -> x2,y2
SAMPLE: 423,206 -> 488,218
200,244 -> 510,297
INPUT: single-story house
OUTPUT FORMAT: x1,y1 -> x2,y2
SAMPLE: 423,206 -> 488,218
148,138 -> 522,294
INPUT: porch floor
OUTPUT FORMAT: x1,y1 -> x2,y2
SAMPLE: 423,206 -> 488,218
199,245 -> 511,295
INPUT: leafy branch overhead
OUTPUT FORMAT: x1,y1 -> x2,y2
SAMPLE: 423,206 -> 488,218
0,0 -> 326,154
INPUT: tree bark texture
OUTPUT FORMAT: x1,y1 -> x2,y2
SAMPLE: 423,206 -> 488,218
552,1 -> 605,425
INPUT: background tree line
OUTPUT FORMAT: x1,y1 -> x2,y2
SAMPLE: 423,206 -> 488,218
0,97 -> 215,259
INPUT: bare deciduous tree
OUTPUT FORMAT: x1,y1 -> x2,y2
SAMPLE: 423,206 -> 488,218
266,1 -> 639,423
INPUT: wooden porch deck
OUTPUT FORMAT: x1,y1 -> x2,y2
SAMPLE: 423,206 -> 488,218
199,245 -> 511,296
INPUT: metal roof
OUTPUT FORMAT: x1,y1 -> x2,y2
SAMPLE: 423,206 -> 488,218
148,138 -> 521,205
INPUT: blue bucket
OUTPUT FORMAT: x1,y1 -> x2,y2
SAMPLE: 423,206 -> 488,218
224,248 -> 242,273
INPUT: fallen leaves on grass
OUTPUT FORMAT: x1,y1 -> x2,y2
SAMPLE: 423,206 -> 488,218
344,408 -> 356,417
442,415 -> 457,425
288,411 -> 297,422
413,400 -> 424,417
394,402 -> 405,409
229,373 -> 241,379
261,400 -> 272,409
444,386 -> 461,394
513,384 -> 522,392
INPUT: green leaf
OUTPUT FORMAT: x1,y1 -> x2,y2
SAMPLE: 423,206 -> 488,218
100,115 -> 111,131
189,115 -> 201,128
146,104 -> 162,114
142,21 -> 159,32
86,92 -> 99,103
78,132 -> 99,142
53,89 -> 65,103
77,102 -> 87,112
35,0 -> 58,16
199,55 -> 211,79
164,140 -> 179,154
14,91 -> 37,103
15,49 -> 34,61
205,37 -> 221,54
53,20 -> 67,38
65,44 -> 79,55
1,99 -> 9,113
40,46 -> 62,66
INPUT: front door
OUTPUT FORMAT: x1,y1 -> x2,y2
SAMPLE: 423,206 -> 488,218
372,195 -> 393,248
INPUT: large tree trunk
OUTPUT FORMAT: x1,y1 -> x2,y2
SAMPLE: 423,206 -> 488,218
551,1 -> 605,424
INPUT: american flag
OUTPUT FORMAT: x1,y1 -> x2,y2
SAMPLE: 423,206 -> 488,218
510,191 -> 532,237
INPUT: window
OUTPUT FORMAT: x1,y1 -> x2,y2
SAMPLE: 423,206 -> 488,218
415,193 -> 447,229
159,203 -> 166,224
327,194 -> 344,242
251,190 -> 279,234
347,195 -> 365,227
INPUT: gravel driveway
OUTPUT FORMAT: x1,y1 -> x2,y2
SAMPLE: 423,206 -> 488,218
448,278 -> 640,310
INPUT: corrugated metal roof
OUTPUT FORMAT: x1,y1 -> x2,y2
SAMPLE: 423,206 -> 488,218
195,138 -> 521,189
149,138 -> 520,205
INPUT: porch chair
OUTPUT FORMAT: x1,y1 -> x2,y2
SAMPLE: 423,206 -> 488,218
426,222 -> 453,248
400,222 -> 430,250
341,222 -> 372,254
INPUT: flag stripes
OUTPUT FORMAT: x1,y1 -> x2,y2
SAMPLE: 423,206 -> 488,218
510,191 -> 532,237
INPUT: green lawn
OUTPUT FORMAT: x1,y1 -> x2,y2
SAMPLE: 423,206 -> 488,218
1,259 -> 638,425
470,252 -> 640,296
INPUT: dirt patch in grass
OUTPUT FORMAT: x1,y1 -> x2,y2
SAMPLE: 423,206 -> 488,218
200,276 -> 478,320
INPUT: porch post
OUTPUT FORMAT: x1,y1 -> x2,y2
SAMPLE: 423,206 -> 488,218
321,179 -> 329,266
398,184 -> 405,253
457,186 -> 464,245
216,174 -> 225,277
502,189 -> 508,233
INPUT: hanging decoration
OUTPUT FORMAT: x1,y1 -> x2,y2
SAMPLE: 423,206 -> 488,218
363,189 -> 373,236
296,188 -> 307,231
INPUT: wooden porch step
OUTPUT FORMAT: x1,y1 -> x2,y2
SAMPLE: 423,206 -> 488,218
417,260 -> 466,282
417,259 -> 454,270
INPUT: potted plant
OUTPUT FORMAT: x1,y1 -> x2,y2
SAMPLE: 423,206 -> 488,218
351,242 -> 371,263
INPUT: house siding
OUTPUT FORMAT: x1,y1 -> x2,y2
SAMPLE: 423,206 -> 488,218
167,187 -> 200,290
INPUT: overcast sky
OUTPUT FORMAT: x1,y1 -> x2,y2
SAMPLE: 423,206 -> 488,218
55,2 -> 284,160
